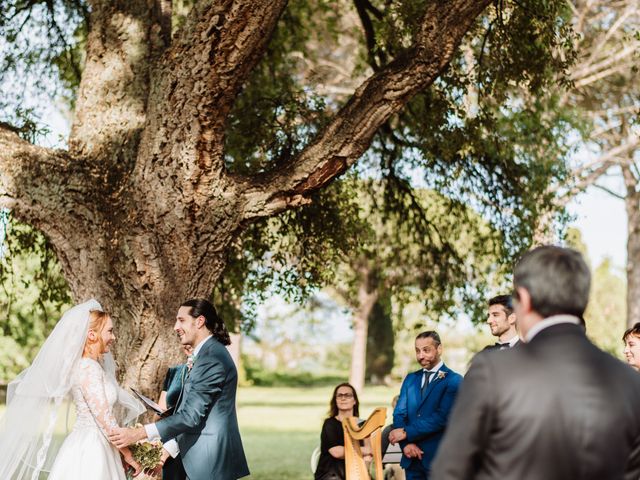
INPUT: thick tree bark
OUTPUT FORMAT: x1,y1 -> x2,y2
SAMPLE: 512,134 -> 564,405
622,163 -> 640,327
0,0 -> 492,395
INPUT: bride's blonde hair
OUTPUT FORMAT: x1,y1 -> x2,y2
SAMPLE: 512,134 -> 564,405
84,309 -> 111,354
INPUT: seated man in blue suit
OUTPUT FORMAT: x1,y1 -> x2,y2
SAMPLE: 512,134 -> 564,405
388,331 -> 462,480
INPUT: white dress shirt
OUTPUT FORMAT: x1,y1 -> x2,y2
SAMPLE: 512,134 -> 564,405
145,335 -> 213,457
420,360 -> 444,388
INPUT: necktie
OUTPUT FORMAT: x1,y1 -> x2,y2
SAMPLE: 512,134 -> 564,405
495,342 -> 509,350
421,370 -> 435,393
186,354 -> 195,371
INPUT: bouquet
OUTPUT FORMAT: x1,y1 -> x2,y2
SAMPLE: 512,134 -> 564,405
125,426 -> 163,479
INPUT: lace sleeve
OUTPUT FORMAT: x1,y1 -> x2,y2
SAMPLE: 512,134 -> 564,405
77,359 -> 119,434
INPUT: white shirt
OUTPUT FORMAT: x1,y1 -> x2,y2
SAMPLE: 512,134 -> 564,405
420,360 -> 444,388
524,314 -> 581,343
145,335 -> 214,457
500,335 -> 520,349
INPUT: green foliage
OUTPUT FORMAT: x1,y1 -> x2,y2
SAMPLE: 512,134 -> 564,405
0,0 -> 87,123
216,0 -> 579,327
584,258 -> 626,357
1,0 -> 581,338
0,213 -> 72,381
224,0 -> 340,174
0,336 -> 30,383
215,176 -> 365,331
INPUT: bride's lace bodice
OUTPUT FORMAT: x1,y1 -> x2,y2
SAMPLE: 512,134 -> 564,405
70,357 -> 119,432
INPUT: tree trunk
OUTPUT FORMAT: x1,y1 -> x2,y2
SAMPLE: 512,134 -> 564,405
349,264 -> 378,394
0,0 -> 493,395
366,294 -> 394,385
622,163 -> 640,327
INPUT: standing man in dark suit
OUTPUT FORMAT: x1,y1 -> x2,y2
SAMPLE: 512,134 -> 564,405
388,331 -> 462,480
432,246 -> 640,480
484,295 -> 519,350
111,298 -> 250,480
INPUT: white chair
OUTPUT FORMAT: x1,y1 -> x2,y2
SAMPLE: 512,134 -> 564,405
310,445 -> 321,473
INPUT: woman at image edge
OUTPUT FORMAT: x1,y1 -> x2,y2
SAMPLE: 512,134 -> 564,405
623,322 -> 640,370
0,300 -> 145,479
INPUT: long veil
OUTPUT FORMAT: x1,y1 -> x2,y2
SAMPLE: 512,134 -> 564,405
0,299 -> 144,479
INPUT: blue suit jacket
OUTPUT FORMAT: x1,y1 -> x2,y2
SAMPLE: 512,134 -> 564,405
156,337 -> 249,480
392,363 -> 462,472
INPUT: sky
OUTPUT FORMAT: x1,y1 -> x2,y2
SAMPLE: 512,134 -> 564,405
568,184 -> 627,271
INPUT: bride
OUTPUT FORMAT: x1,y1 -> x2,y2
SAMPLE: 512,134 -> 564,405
0,299 -> 145,479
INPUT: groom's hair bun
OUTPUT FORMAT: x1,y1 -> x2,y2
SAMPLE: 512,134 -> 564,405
181,298 -> 231,346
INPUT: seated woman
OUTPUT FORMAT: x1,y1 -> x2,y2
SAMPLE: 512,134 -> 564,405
315,382 -> 371,480
623,323 -> 640,370
157,344 -> 193,479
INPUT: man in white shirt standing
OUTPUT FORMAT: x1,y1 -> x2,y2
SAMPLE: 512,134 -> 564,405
432,246 -> 640,480
484,295 -> 519,350
111,298 -> 249,480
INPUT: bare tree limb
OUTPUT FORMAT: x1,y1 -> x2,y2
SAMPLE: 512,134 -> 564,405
556,136 -> 640,204
593,182 -> 626,200
572,44 -> 637,86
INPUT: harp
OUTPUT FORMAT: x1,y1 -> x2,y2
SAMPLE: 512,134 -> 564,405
342,407 -> 387,480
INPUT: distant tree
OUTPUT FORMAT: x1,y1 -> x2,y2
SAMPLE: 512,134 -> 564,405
365,294 -> 394,384
539,1 -> 639,326
566,227 -> 626,355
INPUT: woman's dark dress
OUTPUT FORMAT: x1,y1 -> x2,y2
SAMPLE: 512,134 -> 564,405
315,416 -> 346,480
161,364 -> 188,480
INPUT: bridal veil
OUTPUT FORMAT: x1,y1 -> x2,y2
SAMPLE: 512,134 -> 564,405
0,299 -> 144,479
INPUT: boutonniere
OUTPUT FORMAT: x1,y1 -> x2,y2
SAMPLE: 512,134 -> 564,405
437,371 -> 446,380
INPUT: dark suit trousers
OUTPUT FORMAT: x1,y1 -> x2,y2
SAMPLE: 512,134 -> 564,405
405,462 -> 430,480
162,455 -> 187,480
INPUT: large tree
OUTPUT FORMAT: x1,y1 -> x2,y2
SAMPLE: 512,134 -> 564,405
0,0 -> 573,394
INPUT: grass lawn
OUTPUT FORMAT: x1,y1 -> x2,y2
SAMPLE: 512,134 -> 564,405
237,385 -> 399,479
0,384 -> 401,479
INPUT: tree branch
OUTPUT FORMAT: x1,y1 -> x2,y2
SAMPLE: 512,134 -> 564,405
572,44 -> 637,86
70,0 -> 159,166
554,136 -> 640,204
0,126 -> 86,227
135,0 -> 288,204
593,182 -> 626,200
353,0 -> 385,71
239,0 -> 492,220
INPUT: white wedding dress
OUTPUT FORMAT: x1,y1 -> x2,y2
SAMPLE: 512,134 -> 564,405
48,357 -> 127,480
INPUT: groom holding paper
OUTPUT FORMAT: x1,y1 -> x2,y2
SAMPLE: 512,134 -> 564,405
111,299 -> 249,480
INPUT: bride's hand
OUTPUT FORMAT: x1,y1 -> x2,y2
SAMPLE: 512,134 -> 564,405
123,455 -> 142,477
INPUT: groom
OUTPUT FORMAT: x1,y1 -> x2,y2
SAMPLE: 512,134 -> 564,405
110,299 -> 250,480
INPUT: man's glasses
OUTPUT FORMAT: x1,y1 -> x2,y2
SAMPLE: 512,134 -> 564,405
336,393 -> 354,399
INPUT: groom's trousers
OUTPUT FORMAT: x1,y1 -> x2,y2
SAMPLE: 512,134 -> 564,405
163,455 -> 187,480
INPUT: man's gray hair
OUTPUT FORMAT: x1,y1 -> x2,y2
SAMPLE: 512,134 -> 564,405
514,245 -> 590,319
